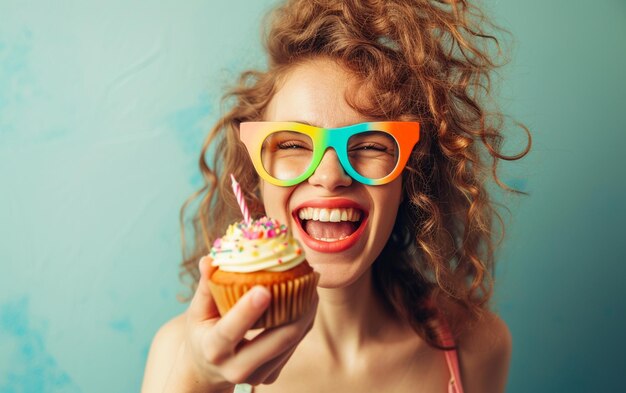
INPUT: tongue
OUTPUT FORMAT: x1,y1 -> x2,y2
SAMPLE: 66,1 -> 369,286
303,221 -> 357,240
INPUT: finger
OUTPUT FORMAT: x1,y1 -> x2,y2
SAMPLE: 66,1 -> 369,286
263,345 -> 297,384
187,256 -> 220,323
262,358 -> 288,385
208,285 -> 272,350
219,335 -> 296,386
227,292 -> 317,371
214,292 -> 317,382
247,343 -> 298,386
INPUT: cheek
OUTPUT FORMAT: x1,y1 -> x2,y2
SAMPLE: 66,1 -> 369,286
373,182 -> 403,234
260,182 -> 291,221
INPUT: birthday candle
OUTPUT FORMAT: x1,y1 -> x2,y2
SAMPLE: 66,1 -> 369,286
230,174 -> 251,223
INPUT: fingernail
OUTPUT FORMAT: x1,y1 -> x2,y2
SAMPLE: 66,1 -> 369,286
251,287 -> 270,308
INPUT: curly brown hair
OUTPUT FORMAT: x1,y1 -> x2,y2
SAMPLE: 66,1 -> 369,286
179,0 -> 530,348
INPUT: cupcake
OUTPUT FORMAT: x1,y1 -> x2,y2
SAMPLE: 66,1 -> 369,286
207,216 -> 318,329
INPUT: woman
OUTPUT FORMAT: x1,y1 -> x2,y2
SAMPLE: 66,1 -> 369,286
142,0 -> 529,392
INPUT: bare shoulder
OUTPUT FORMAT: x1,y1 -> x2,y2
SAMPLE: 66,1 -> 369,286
457,311 -> 512,393
149,312 -> 187,353
141,313 -> 187,392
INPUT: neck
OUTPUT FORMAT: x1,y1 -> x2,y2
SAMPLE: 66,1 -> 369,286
312,268 -> 398,363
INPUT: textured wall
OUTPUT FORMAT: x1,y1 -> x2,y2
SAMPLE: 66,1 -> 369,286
491,2 -> 626,392
0,1 -> 624,392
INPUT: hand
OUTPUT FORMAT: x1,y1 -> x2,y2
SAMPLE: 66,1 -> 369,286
166,256 -> 318,392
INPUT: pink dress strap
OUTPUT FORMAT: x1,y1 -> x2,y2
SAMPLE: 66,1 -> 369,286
438,320 -> 465,393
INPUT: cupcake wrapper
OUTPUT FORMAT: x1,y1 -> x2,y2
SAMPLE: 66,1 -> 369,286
208,271 -> 319,329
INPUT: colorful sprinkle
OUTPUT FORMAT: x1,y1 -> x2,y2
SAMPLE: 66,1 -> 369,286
209,216 -> 304,271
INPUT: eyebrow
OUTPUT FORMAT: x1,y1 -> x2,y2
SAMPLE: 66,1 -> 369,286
284,120 -> 316,126
281,120 -> 379,128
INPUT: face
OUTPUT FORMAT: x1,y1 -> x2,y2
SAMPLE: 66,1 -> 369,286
259,58 -> 403,288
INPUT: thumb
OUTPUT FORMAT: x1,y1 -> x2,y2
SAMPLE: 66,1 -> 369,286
187,256 -> 220,323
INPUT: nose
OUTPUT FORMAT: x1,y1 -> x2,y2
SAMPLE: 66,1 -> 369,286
307,149 -> 352,190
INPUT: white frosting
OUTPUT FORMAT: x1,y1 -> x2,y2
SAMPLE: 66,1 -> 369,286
210,217 -> 305,273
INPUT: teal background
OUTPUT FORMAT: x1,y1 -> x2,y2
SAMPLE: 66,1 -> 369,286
0,1 -> 623,392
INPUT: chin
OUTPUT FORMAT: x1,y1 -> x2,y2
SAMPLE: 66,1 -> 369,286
306,258 -> 371,289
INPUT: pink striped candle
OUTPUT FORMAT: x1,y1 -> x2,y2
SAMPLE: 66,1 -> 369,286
230,174 -> 251,223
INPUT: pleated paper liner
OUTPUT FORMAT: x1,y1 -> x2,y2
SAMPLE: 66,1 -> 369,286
208,271 -> 319,329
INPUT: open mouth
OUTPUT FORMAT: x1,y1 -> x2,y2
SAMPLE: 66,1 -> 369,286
297,207 -> 363,242
292,200 -> 368,253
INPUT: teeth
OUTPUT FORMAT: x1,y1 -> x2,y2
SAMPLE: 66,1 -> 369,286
297,207 -> 362,222
312,235 -> 349,242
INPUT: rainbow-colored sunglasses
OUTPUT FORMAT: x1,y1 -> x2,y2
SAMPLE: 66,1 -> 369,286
239,121 -> 420,186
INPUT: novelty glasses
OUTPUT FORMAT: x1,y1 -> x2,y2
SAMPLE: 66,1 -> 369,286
239,121 -> 420,186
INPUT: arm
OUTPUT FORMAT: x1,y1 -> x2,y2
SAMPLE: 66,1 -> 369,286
457,312 -> 512,393
142,314 -> 189,392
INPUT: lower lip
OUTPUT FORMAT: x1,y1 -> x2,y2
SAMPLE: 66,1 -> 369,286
292,214 -> 369,253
